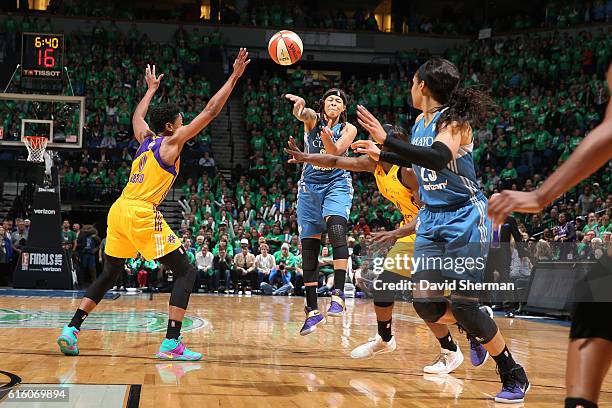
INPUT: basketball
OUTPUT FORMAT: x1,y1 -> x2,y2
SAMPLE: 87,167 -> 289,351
268,30 -> 303,66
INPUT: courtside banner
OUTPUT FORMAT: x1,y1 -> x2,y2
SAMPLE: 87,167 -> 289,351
28,186 -> 62,250
355,242 -> 612,303
20,250 -> 63,273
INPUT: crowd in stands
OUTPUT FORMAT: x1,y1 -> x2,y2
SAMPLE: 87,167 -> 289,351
1,15 -> 220,199
1,12 -> 611,297
174,27 -> 612,294
4,0 -> 612,36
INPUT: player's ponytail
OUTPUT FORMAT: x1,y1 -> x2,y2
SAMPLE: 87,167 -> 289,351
416,58 -> 492,131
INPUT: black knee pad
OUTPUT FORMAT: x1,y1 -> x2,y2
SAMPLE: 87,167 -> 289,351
413,299 -> 447,323
301,238 -> 321,282
373,301 -> 394,308
159,247 -> 196,310
450,297 -> 498,343
326,216 -> 348,260
565,397 -> 598,408
84,254 -> 124,304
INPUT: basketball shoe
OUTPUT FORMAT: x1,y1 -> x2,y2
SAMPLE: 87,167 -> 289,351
156,336 -> 202,361
495,365 -> 530,403
423,345 -> 464,374
326,289 -> 346,316
300,307 -> 325,335
350,334 -> 397,359
57,325 -> 79,356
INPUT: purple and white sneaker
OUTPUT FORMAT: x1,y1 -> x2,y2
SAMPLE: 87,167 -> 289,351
495,365 -> 530,403
467,334 -> 489,367
326,289 -> 346,317
300,307 -> 326,336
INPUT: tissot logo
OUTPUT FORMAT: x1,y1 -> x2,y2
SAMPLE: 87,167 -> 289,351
33,208 -> 56,215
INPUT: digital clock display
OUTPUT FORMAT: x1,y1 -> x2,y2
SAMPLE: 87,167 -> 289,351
21,33 -> 64,80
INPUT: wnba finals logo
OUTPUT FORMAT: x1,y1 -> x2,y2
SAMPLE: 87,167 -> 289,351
138,155 -> 148,172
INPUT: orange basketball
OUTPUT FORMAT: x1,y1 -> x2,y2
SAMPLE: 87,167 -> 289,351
268,30 -> 303,66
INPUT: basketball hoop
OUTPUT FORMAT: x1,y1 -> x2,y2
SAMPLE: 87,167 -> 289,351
23,136 -> 49,163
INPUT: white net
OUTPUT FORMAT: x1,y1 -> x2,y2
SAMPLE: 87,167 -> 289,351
23,136 -> 49,163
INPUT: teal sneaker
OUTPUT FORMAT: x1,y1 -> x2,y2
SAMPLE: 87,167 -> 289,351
156,336 -> 202,361
57,325 -> 79,356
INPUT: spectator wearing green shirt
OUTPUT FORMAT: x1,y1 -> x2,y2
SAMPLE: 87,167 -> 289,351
138,259 -> 160,288
273,243 -> 296,275
499,161 -> 518,189
124,255 -> 143,288
582,213 -> 600,237
61,219 -> 78,253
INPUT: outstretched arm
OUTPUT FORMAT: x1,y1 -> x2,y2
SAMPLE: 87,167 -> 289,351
285,94 -> 317,131
170,48 -> 250,147
488,65 -> 612,225
371,219 -> 417,245
132,64 -> 164,143
284,136 -> 376,172
355,105 -> 455,171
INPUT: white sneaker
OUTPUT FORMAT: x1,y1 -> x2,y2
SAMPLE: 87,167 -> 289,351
423,345 -> 464,374
350,334 -> 397,359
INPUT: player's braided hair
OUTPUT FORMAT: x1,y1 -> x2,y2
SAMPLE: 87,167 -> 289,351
149,103 -> 181,134
316,88 -> 348,131
416,58 -> 493,131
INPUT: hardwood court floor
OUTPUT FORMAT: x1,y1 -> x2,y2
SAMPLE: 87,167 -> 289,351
0,293 -> 611,407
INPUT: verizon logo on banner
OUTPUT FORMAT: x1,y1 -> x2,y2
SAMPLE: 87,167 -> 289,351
33,208 -> 56,215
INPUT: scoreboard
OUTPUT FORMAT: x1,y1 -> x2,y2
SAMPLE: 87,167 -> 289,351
21,33 -> 64,80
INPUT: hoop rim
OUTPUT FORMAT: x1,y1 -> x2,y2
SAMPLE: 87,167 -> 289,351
22,136 -> 49,141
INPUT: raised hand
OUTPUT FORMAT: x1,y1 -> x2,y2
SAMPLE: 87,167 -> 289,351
145,64 -> 164,91
232,48 -> 251,77
321,120 -> 334,140
285,136 -> 306,163
285,93 -> 306,117
351,139 -> 381,161
357,105 -> 387,144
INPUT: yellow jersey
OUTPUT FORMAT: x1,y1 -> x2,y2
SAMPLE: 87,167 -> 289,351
373,164 -> 419,228
120,135 -> 180,206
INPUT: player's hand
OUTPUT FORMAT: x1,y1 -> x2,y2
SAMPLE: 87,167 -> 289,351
371,230 -> 398,245
285,94 -> 306,117
285,136 -> 307,163
321,119 -> 334,141
351,140 -> 381,161
357,105 -> 387,144
488,191 -> 544,227
232,48 -> 250,77
145,64 -> 164,91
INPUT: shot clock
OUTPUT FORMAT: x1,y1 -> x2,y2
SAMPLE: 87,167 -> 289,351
21,33 -> 64,80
